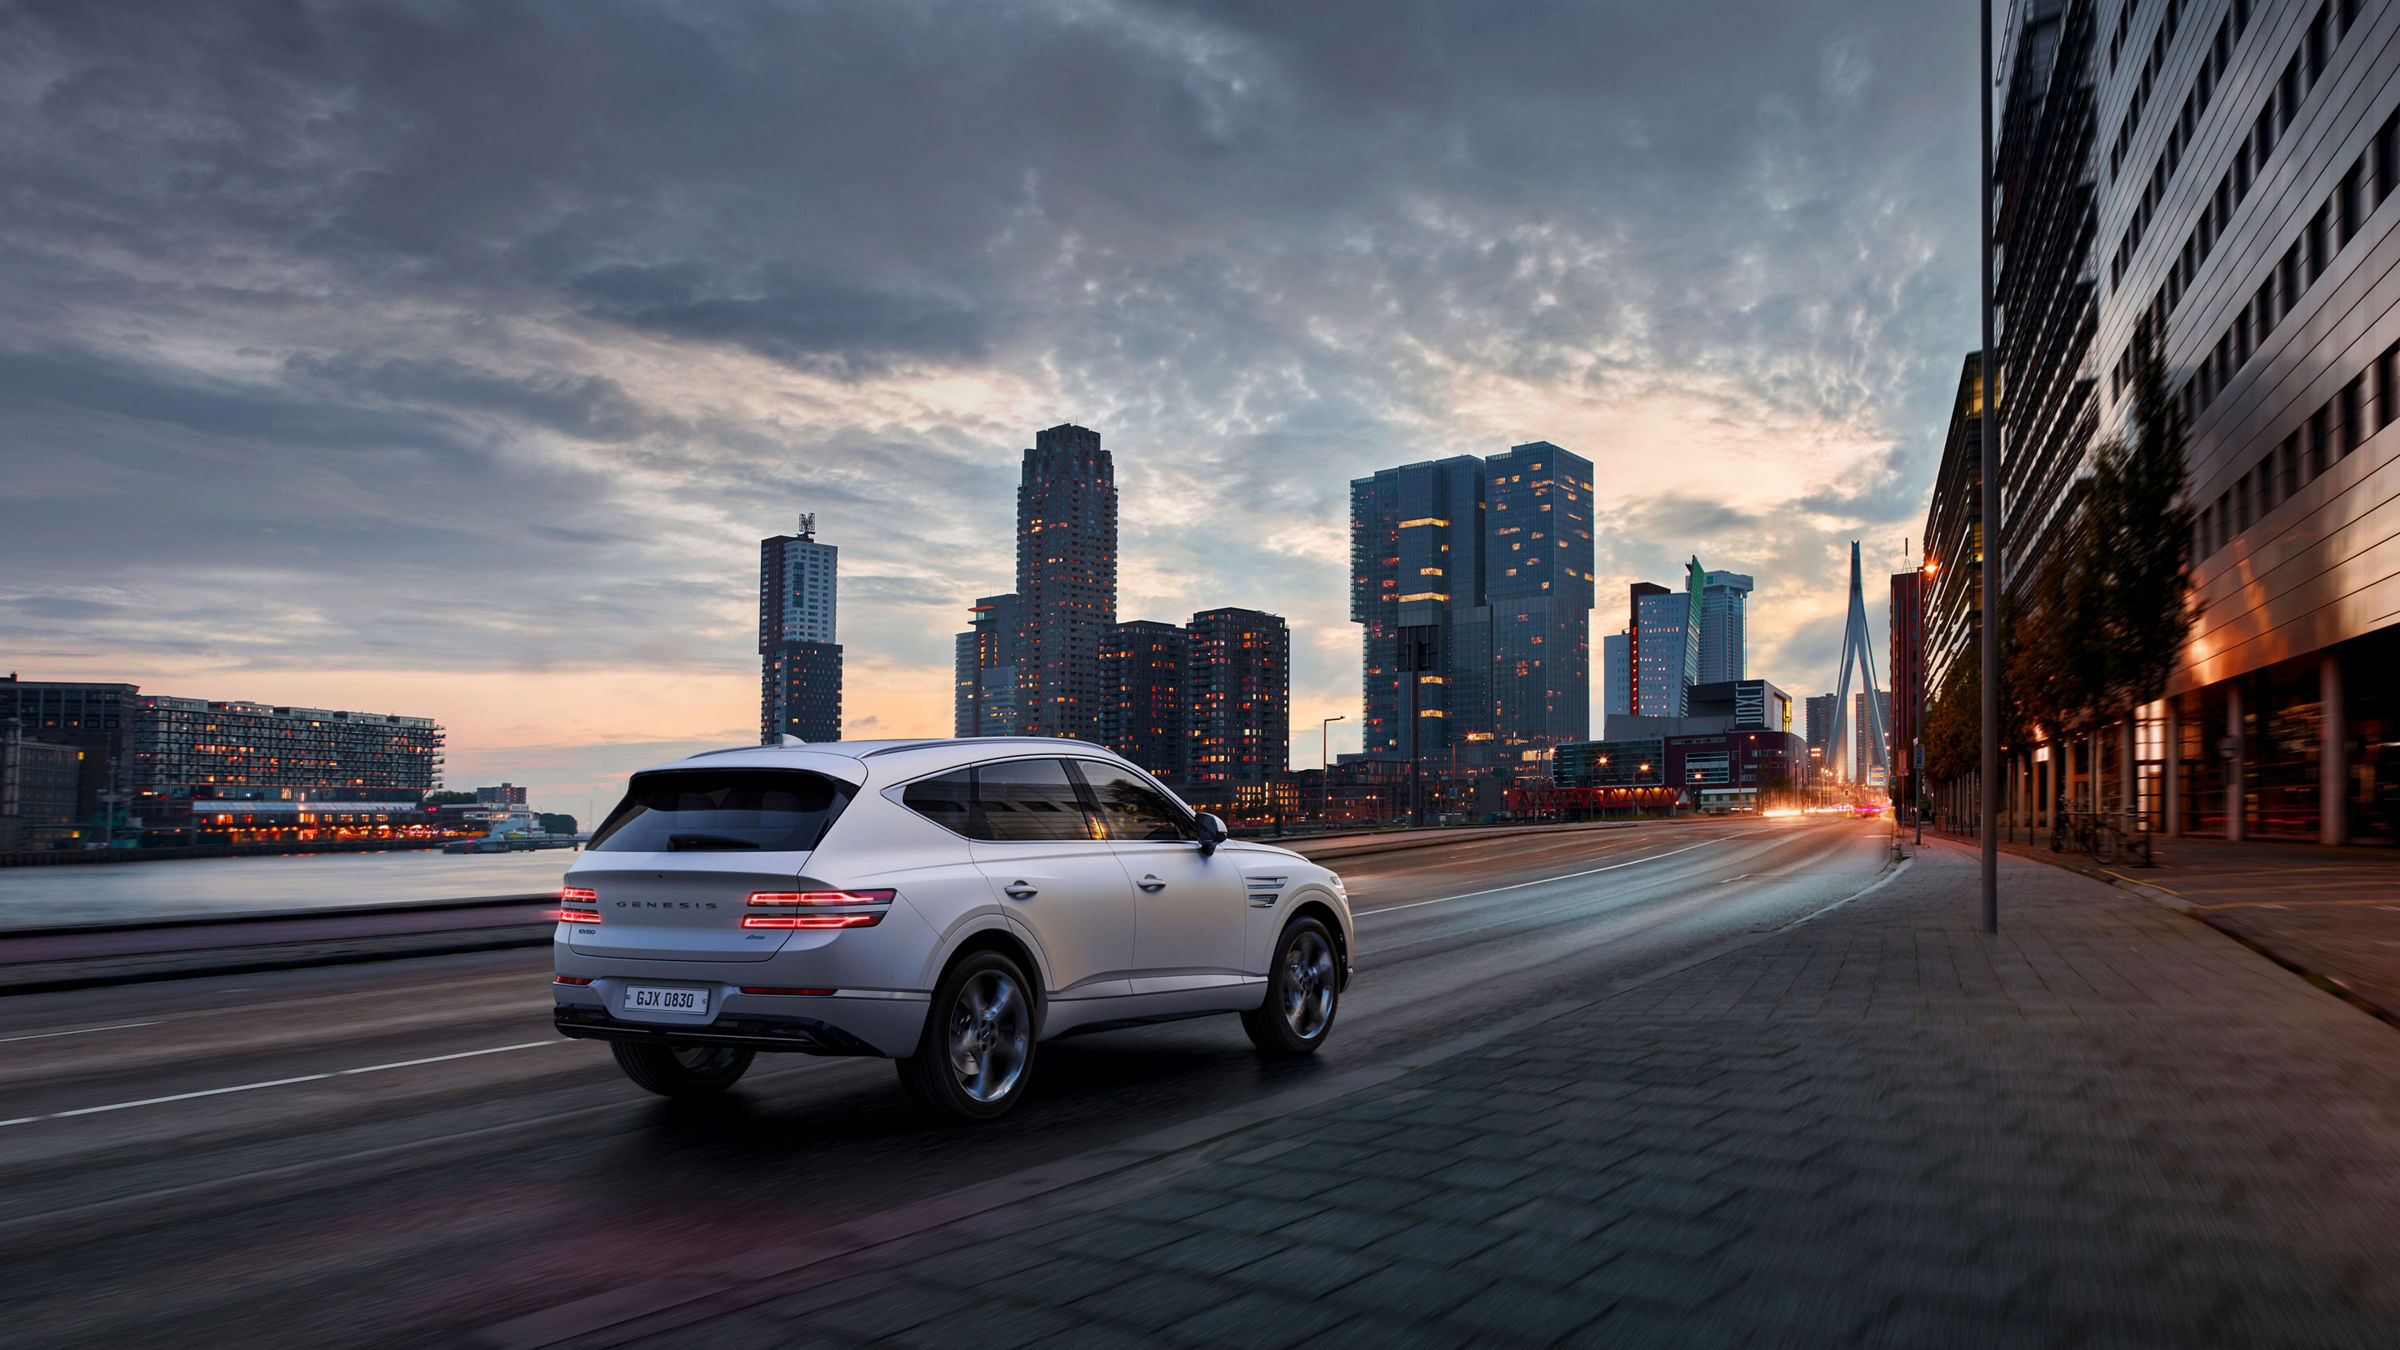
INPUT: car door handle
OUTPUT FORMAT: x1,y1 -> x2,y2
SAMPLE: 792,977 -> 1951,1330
1004,882 -> 1038,900
1136,874 -> 1166,891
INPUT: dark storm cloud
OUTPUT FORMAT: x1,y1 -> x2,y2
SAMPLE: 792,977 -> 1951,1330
2,0 -> 1979,757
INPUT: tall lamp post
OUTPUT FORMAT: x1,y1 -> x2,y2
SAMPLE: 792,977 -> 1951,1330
1979,0 -> 2002,934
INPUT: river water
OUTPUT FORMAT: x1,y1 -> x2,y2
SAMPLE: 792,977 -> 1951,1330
0,849 -> 583,930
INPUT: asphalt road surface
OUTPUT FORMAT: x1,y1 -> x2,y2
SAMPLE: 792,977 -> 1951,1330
0,814 -> 1894,1349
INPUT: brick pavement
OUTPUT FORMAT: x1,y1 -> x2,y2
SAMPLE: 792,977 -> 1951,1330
579,839 -> 2400,1349
1994,832 -> 2400,1024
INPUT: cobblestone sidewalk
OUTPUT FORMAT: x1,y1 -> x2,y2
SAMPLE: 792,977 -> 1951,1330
587,840 -> 2400,1349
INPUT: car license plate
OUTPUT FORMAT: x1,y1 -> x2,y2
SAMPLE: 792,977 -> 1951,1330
624,985 -> 710,1016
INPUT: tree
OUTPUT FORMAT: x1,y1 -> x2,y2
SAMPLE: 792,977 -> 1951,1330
423,790 -> 474,806
2090,321 -> 2200,720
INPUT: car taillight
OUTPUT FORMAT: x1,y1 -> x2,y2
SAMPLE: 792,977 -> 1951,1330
556,886 -> 602,924
746,890 -> 896,906
742,889 -> 890,929
741,912 -> 882,929
554,976 -> 593,985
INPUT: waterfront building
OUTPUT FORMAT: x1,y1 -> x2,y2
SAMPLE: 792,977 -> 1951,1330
954,593 -> 1022,737
1103,619 -> 1189,782
1696,570 -> 1755,683
1890,568 -> 1925,803
1349,443 -> 1595,784
1015,424 -> 1119,742
760,514 -> 843,743
1941,0 -> 2400,844
132,696 -> 444,800
474,783 -> 527,806
1186,607 -> 1290,793
0,719 -> 82,849
1602,630 -> 1632,719
0,677 -> 136,825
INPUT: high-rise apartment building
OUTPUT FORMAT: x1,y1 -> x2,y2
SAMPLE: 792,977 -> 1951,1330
954,593 -> 1021,736
760,514 -> 843,743
0,678 -> 136,823
1186,607 -> 1289,791
1696,570 -> 1755,683
1945,0 -> 2400,844
1015,424 -> 1118,742
1602,630 -> 1632,718
1103,619 -> 1189,782
1921,355 -> 1984,703
1804,692 -> 1839,776
1350,443 -> 1595,781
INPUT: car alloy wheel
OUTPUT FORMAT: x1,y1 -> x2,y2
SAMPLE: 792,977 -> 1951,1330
1277,927 -> 1337,1041
945,966 -> 1031,1103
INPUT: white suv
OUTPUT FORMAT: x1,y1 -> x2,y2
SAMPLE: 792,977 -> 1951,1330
553,738 -> 1353,1119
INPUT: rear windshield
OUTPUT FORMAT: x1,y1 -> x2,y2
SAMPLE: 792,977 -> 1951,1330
588,769 -> 854,853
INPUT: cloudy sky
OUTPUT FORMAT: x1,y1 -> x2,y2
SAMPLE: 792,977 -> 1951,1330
3,0 -> 1978,814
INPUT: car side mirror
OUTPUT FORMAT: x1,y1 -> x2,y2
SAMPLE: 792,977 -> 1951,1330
1194,812 -> 1228,856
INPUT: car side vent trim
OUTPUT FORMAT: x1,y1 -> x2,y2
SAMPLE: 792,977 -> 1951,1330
1245,876 -> 1287,908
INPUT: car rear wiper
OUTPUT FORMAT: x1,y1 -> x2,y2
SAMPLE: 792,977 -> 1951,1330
666,833 -> 761,851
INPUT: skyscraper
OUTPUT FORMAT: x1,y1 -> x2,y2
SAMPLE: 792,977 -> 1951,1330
1103,619 -> 1188,782
1186,607 -> 1289,791
1485,442 -> 1597,763
1348,442 -> 1595,783
760,514 -> 842,743
1630,566 -> 1702,718
1695,570 -> 1754,683
1889,568 -> 1924,802
954,593 -> 1020,736
1014,424 -> 1118,742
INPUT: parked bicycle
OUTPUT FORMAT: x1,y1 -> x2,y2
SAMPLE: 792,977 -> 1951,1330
2052,808 -> 2153,867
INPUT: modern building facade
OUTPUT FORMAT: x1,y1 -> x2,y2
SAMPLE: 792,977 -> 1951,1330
1349,443 -> 1596,784
1890,568 -> 1925,803
1602,630 -> 1632,718
954,593 -> 1021,737
1696,570 -> 1756,683
761,515 -> 843,743
1943,0 -> 2400,845
1921,355 -> 1986,703
1103,619 -> 1189,782
1555,726 -> 1809,813
132,695 -> 445,801
1015,424 -> 1119,742
0,719 -> 82,849
1186,607 -> 1290,793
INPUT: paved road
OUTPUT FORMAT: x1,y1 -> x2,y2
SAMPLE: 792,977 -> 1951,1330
0,814 -> 1891,1349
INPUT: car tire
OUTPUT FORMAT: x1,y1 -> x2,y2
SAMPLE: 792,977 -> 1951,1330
898,950 -> 1038,1121
611,1041 -> 755,1098
1242,915 -> 1340,1058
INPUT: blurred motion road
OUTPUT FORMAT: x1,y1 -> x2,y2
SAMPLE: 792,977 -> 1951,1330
0,815 -> 1886,1348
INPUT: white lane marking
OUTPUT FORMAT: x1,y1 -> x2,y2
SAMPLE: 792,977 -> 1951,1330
1358,839 -> 1722,915
6,1041 -> 565,1128
339,1042 -> 555,1076
52,1074 -> 336,1118
0,1021 -> 162,1045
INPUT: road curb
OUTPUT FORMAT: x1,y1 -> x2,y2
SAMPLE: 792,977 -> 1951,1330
0,927 -> 554,997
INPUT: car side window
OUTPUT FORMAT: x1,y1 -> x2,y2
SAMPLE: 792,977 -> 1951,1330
900,768 -> 982,838
1070,762 -> 1196,842
973,759 -> 1099,842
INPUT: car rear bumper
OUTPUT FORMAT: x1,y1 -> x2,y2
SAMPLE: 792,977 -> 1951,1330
553,982 -> 930,1057
555,1004 -> 891,1056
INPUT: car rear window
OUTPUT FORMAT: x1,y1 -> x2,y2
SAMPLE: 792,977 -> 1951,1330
588,769 -> 854,852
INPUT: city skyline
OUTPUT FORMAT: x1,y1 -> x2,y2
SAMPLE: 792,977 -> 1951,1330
2,2 -> 1953,812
